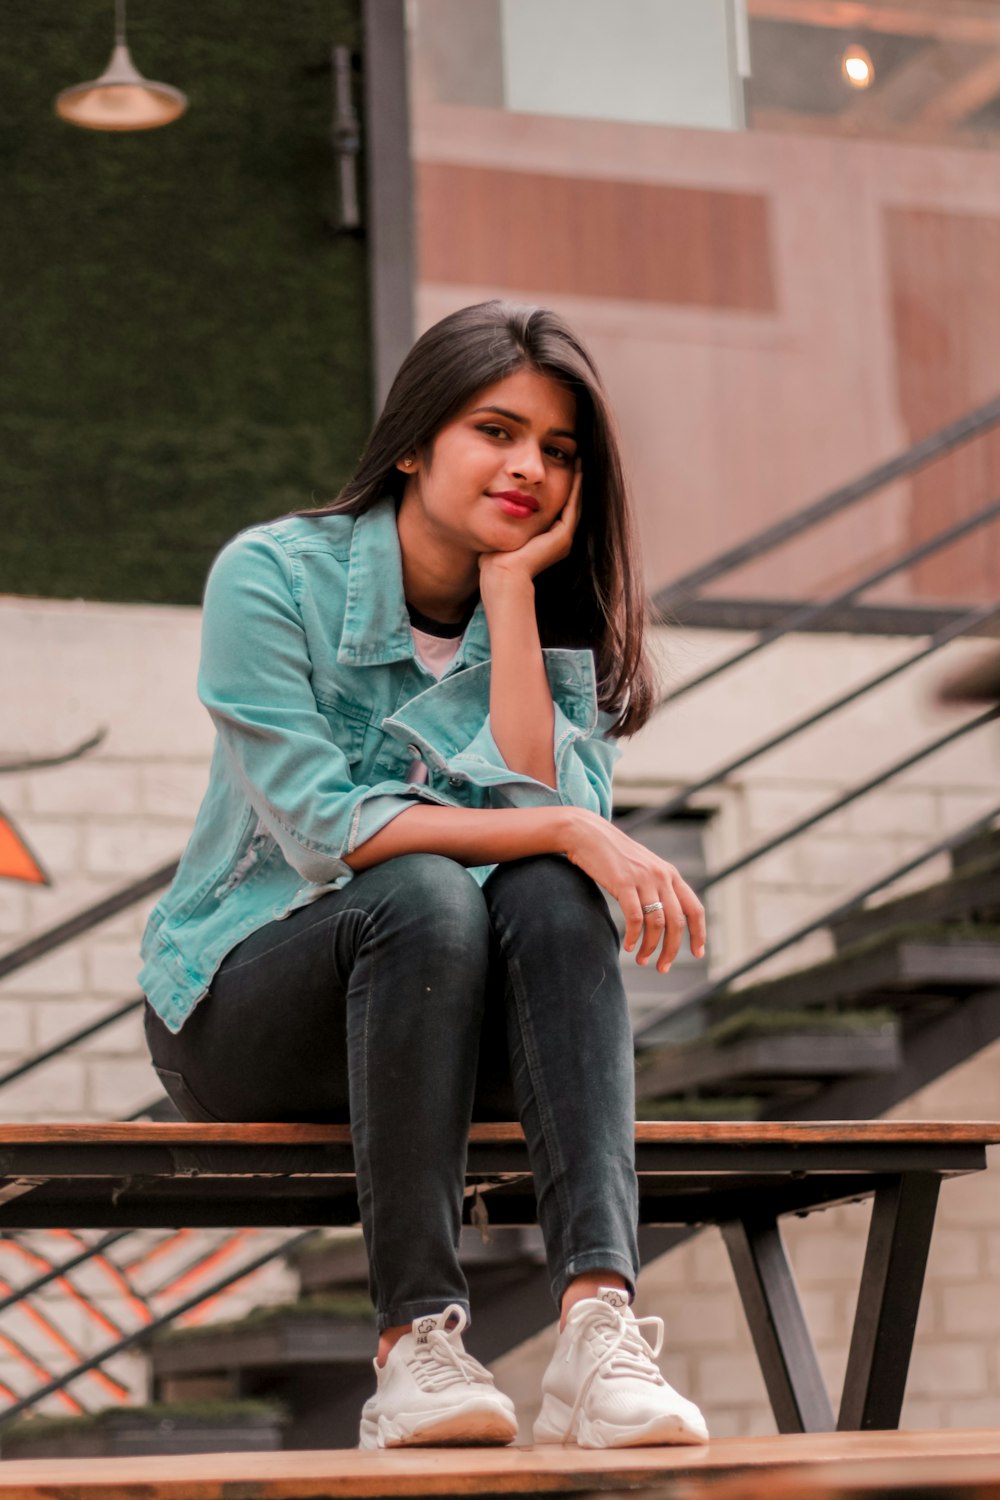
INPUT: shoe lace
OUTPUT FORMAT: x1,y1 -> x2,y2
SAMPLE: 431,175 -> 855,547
559,1306 -> 665,1440
407,1328 -> 497,1394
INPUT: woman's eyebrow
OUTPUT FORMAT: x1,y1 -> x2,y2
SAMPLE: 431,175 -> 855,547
469,405 -> 577,440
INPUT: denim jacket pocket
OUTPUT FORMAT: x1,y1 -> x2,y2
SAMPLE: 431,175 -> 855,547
213,820 -> 277,901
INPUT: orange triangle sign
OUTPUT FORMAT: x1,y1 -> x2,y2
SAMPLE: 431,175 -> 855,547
0,814 -> 49,885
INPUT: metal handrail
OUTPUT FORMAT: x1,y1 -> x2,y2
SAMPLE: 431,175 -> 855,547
653,392 -> 1000,612
0,1231 -> 315,1430
0,998 -> 144,1093
0,861 -> 177,984
700,704 -> 1000,890
0,1234 -> 130,1321
658,494 -> 1000,705
635,803 -> 1000,1047
619,600 -> 1000,837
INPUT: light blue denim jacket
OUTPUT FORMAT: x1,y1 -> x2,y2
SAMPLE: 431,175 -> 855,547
139,498 -> 621,1031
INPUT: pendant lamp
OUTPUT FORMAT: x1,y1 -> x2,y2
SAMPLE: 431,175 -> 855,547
55,0 -> 187,132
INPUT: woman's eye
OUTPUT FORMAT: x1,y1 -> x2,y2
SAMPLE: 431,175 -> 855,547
546,446 -> 573,464
479,424 -> 508,440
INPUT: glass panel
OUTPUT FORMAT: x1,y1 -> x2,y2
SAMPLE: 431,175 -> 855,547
746,1 -> 1000,152
410,0 -> 747,130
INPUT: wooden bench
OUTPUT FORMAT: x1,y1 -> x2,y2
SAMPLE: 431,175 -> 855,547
1,1120 -> 997,1438
4,1430 -> 1000,1499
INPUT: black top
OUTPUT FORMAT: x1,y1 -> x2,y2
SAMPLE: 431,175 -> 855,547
405,599 -> 478,640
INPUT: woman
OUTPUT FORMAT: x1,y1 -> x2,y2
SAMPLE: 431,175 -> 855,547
140,301 -> 709,1450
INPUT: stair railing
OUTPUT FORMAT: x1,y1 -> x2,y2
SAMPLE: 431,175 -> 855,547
636,803 -> 1000,1046
0,1231 -> 315,1430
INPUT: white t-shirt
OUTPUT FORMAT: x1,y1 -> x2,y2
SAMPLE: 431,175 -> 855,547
406,624 -> 464,785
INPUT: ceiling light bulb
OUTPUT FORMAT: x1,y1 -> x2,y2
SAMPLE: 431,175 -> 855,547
842,44 -> 875,89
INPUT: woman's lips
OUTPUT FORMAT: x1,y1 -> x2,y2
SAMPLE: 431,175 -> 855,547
489,491 -> 538,519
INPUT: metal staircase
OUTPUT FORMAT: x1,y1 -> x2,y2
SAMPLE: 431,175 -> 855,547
636,825 -> 1000,1122
0,393 -> 998,1452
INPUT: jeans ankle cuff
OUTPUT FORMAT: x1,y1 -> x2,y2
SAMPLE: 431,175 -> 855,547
377,1297 -> 472,1334
553,1252 -> 637,1307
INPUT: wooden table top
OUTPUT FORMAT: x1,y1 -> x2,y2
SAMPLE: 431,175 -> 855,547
2,1120 -> 1000,1147
3,1430 -> 1000,1499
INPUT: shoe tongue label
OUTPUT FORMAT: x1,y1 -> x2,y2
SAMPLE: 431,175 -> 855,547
598,1287 -> 629,1310
414,1316 -> 440,1345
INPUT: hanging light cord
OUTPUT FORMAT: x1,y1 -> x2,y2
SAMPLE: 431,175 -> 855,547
115,0 -> 127,46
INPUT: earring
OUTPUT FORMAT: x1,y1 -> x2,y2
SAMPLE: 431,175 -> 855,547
400,453 -> 415,470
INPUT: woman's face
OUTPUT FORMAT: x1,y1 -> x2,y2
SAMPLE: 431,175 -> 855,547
397,367 -> 579,559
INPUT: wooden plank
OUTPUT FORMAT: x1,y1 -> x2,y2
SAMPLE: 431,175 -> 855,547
2,1120 -> 1000,1146
4,1430 -> 1000,1499
418,163 -> 776,313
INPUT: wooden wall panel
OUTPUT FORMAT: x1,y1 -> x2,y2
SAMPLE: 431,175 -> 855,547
417,162 -> 776,312
885,206 -> 1000,602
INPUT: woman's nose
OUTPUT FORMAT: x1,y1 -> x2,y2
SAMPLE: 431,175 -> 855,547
509,442 -> 545,484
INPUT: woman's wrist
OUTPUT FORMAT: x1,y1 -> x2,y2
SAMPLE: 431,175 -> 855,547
545,804 -> 588,858
479,563 -> 535,613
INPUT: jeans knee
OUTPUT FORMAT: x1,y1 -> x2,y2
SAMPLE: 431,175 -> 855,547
375,854 -> 490,964
486,855 -> 618,952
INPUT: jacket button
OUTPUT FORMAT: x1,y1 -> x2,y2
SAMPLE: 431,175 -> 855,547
448,775 -> 463,789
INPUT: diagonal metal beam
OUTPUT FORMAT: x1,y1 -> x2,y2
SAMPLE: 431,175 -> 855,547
838,1173 -> 941,1430
722,1213 -> 835,1433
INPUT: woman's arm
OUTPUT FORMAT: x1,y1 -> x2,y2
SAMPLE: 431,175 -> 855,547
346,802 -> 706,976
477,468 -> 583,789
480,571 -> 557,787
344,803 -> 569,871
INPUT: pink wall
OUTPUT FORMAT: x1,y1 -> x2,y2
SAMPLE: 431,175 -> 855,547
412,99 -> 1000,603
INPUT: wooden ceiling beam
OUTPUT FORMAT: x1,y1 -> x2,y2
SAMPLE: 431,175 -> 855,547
748,1 -> 1000,47
916,47 -> 1000,122
843,40 -> 984,123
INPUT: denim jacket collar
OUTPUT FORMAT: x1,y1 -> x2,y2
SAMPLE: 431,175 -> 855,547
338,497 -> 491,671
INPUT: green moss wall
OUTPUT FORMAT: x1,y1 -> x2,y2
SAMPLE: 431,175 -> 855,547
0,0 -> 370,604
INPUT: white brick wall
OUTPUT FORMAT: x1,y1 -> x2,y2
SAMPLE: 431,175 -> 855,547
2,598 -> 1000,1429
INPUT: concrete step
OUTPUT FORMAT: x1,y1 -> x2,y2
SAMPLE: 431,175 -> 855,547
0,1401 -> 286,1460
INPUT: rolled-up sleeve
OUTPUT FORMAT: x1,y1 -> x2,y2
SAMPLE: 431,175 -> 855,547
198,532 -> 445,884
384,650 -> 621,820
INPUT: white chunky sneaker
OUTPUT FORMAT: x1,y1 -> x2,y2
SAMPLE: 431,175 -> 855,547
533,1287 -> 709,1448
358,1305 -> 518,1449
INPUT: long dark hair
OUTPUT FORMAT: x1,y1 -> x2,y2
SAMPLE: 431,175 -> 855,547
301,301 -> 655,736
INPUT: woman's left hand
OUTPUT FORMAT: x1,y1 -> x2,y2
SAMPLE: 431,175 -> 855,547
479,462 -> 582,591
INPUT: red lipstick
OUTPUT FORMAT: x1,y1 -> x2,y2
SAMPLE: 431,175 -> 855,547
489,490 -> 539,518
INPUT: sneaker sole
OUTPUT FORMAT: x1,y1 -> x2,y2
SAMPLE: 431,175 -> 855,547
534,1395 -> 708,1449
361,1405 -> 518,1449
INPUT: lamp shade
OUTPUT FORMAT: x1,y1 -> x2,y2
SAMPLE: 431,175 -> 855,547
55,40 -> 187,130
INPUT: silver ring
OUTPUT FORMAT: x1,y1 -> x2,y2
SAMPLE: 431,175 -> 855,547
641,901 -> 664,915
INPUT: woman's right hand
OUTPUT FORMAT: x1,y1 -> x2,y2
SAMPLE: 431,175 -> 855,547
561,808 -> 706,974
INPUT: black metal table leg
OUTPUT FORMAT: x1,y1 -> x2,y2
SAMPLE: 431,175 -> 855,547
722,1213 -> 835,1433
837,1171 -> 941,1431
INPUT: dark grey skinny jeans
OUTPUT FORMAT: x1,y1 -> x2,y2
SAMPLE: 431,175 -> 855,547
144,853 -> 639,1332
